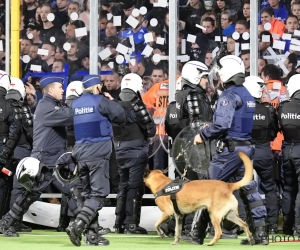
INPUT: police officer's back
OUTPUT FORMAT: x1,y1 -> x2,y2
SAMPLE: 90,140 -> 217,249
244,76 -> 280,234
277,74 -> 300,235
112,73 -> 156,234
67,75 -> 126,247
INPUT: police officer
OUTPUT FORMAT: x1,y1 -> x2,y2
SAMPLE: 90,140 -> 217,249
5,77 -> 33,233
66,75 -> 126,246
277,74 -> 300,236
55,81 -> 84,233
175,61 -> 214,242
194,55 -> 268,245
0,71 -> 22,219
243,76 -> 280,234
112,73 -> 156,234
0,76 -> 76,237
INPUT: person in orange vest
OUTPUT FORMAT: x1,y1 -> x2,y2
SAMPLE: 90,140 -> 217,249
142,72 -> 178,170
261,64 -> 287,200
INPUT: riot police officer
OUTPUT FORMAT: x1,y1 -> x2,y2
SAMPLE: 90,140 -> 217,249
194,55 -> 268,245
175,61 -> 214,243
0,76 -> 77,237
0,71 -> 22,219
112,73 -> 156,234
5,77 -> 34,233
243,76 -> 280,234
277,74 -> 300,236
66,75 -> 126,246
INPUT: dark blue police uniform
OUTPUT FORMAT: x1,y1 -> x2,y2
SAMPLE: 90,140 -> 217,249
199,85 -> 267,244
0,76 -> 76,237
66,75 -> 126,247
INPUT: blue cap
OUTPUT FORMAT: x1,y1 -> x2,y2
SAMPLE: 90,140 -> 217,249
40,76 -> 64,89
82,75 -> 101,89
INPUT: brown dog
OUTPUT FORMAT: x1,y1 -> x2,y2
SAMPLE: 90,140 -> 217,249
144,152 -> 255,246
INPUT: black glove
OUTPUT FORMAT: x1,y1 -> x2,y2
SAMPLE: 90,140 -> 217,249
0,155 -> 6,170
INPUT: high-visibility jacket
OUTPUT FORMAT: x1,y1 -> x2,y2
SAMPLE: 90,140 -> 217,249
143,76 -> 180,135
143,80 -> 169,135
262,80 -> 287,151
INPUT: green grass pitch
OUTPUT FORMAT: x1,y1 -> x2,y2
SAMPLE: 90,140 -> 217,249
1,230 -> 300,250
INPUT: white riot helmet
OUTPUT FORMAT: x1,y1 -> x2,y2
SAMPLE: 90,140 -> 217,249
16,157 -> 48,192
217,55 -> 245,84
121,73 -> 143,93
120,73 -> 144,101
287,74 -> 300,99
6,77 -> 26,101
66,81 -> 83,99
181,61 -> 210,87
243,76 -> 265,98
0,70 -> 10,91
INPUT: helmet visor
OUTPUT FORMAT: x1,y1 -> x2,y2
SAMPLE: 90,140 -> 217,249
18,173 -> 33,192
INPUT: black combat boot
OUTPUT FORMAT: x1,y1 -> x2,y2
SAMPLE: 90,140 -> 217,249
181,210 -> 209,245
294,218 -> 300,236
159,217 -> 175,237
240,224 -> 268,245
84,219 -> 110,246
283,216 -> 294,236
56,196 -> 70,232
14,221 -> 32,232
99,225 -> 111,235
66,218 -> 85,246
0,219 -> 19,237
124,196 -> 148,234
125,224 -> 148,234
114,215 -> 126,234
267,224 -> 278,234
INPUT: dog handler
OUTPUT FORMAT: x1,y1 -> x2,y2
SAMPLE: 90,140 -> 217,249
194,55 -> 268,245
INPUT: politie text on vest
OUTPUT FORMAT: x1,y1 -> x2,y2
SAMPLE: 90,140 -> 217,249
281,113 -> 300,119
253,114 -> 266,120
74,106 -> 95,115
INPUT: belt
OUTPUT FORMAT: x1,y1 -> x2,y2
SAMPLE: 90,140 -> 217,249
223,140 -> 252,147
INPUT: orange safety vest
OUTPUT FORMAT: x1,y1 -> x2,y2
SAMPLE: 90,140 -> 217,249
262,80 -> 287,151
142,76 -> 180,135
143,80 -> 169,135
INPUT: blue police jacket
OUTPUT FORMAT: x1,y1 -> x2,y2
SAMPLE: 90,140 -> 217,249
200,85 -> 255,141
72,93 -> 113,144
31,94 -> 73,166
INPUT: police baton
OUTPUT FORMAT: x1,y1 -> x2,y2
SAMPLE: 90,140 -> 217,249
1,167 -> 13,176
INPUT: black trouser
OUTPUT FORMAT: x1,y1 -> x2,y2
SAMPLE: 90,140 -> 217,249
114,140 -> 148,226
254,158 -> 279,226
281,142 -> 300,230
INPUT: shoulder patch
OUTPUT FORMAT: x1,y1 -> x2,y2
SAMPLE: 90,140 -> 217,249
220,99 -> 229,106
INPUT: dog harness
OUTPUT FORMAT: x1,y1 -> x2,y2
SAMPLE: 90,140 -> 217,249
154,178 -> 189,215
